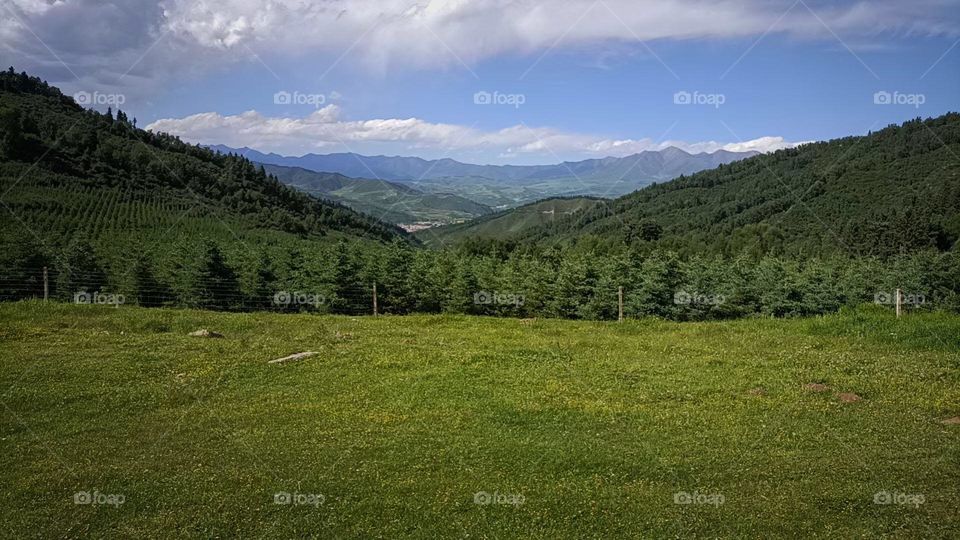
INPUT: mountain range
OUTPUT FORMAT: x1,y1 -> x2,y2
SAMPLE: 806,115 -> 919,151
208,144 -> 758,206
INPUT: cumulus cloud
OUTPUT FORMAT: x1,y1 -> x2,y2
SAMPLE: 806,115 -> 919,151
146,106 -> 803,162
2,0 -> 958,93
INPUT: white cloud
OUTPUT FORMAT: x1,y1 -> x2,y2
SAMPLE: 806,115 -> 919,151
146,106 -> 803,163
2,0 -> 957,93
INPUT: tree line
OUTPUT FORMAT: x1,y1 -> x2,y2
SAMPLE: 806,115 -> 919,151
2,234 -> 957,320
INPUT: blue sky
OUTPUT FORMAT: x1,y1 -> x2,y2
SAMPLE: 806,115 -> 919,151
3,0 -> 959,164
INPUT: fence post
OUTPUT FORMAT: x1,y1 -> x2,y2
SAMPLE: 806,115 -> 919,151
43,267 -> 48,302
618,286 -> 624,323
895,288 -> 902,318
372,282 -> 378,317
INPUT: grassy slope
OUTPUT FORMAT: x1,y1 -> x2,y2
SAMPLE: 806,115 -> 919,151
419,197 -> 605,245
1,303 -> 958,537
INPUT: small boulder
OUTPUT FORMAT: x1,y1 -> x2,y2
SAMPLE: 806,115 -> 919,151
189,329 -> 224,338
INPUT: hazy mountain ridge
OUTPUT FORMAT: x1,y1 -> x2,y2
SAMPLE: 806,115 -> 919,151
208,144 -> 758,204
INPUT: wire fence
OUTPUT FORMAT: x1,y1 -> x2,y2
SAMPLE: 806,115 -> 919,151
0,266 -> 942,320
0,267 -> 381,316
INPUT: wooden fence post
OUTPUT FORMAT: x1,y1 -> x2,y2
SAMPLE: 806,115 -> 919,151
895,288 -> 902,318
618,286 -> 624,323
372,282 -> 378,317
43,267 -> 48,302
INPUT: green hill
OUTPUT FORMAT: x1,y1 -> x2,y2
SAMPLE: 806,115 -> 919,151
417,196 -> 605,246
261,163 -> 493,225
0,69 -> 408,309
512,114 -> 960,257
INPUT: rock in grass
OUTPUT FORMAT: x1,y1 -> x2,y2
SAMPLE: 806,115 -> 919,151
837,392 -> 862,403
803,382 -> 830,393
941,416 -> 960,425
268,351 -> 319,364
189,329 -> 224,338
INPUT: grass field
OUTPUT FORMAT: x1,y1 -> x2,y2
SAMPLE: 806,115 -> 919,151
1,302 -> 959,538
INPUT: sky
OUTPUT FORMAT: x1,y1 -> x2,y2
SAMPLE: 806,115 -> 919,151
2,0 -> 959,164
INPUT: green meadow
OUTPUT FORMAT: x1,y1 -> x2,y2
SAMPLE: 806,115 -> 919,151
1,302 -> 958,537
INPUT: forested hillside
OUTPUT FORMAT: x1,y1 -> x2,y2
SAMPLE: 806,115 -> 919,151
0,69 -> 411,310
0,69 -> 402,242
0,71 -> 957,320
262,163 -> 492,225
418,197 -> 604,246
513,114 -> 960,257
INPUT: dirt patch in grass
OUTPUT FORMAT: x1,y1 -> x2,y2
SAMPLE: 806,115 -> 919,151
941,416 -> 960,425
837,392 -> 862,403
803,382 -> 830,392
